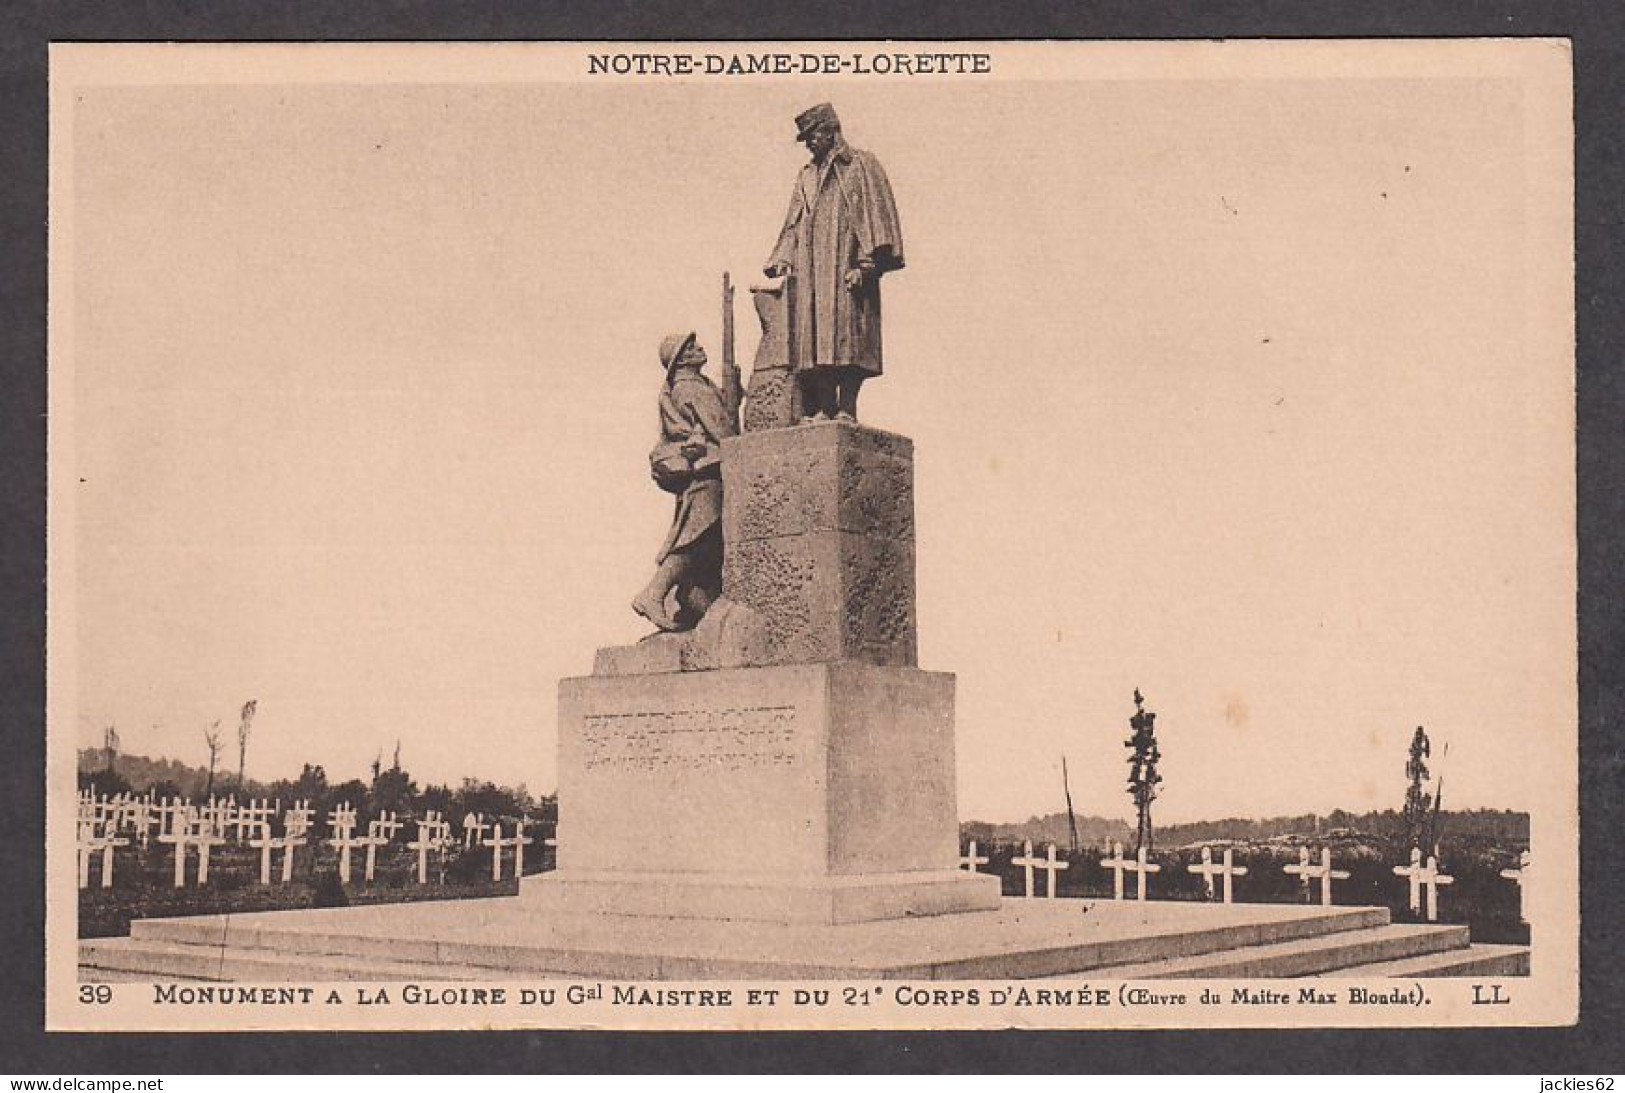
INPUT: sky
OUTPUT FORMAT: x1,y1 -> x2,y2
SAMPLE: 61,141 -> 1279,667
52,42 -> 1574,827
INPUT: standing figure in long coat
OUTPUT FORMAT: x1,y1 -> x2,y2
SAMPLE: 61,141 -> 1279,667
633,331 -> 739,632
764,103 -> 904,423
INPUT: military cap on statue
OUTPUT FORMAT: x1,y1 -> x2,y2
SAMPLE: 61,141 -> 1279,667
794,103 -> 840,141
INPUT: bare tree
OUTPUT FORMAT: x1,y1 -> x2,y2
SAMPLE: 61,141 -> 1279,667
236,699 -> 257,790
1061,754 -> 1080,854
203,720 -> 223,799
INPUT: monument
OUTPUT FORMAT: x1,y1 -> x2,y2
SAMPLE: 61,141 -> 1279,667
537,103 -> 997,923
77,104 -> 1530,989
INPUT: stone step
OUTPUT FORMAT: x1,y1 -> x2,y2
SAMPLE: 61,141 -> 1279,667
1323,942 -> 1530,978
903,906 -> 1392,980
78,937 -> 479,983
117,903 -> 1392,980
80,965 -> 200,984
1059,923 -> 1469,980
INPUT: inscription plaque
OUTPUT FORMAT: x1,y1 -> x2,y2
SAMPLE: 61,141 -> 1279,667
581,705 -> 799,772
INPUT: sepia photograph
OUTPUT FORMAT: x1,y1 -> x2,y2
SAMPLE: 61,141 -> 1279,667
45,38 -> 1576,1032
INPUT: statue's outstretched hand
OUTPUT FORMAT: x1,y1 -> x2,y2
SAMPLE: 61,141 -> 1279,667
843,267 -> 868,291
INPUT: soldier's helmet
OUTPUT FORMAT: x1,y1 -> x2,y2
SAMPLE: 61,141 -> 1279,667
659,331 -> 697,378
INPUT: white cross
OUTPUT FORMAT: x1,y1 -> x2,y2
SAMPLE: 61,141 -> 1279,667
1186,846 -> 1249,904
462,811 -> 488,848
122,796 -> 157,847
1101,841 -> 1161,900
484,820 -> 532,881
156,808 -> 225,887
284,800 -> 314,840
1393,846 -> 1424,912
151,797 -> 185,838
408,812 -> 454,884
1010,840 -> 1069,898
107,794 -> 141,835
514,818 -> 535,877
1100,841 -> 1131,900
327,803 -> 357,838
362,811 -> 404,882
76,819 -> 128,889
1500,849 -> 1530,924
1393,848 -> 1454,922
234,798 -> 276,842
326,804 -> 365,884
1283,847 -> 1350,907
197,796 -> 235,842
248,821 -> 302,885
959,840 -> 989,873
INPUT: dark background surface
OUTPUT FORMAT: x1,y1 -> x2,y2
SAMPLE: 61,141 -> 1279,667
3,0 -> 1620,1073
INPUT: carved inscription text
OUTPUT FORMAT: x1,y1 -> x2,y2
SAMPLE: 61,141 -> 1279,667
581,705 -> 799,772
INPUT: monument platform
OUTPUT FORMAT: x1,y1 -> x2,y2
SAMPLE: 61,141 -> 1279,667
79,896 -> 1528,982
552,660 -> 999,924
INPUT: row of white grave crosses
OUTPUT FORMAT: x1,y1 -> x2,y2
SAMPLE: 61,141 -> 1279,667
1186,846 -> 1249,905
364,812 -> 405,882
76,818 -> 128,889
326,804 -> 365,884
156,807 -> 227,887
79,791 -> 172,848
409,811 -> 456,884
79,791 -> 275,845
1283,847 -> 1351,907
74,790 -> 555,890
1393,847 -> 1455,923
959,840 -> 1509,924
484,819 -> 534,881
1102,841 -> 1161,901
1010,841 -> 1069,898
248,813 -> 304,885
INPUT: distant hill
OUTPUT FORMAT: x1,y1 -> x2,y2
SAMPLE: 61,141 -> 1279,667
964,807 -> 1529,849
76,748 -> 272,799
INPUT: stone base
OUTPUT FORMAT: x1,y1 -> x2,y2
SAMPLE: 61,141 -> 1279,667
556,660 -> 980,924
592,598 -> 770,677
82,898 -> 1527,985
524,868 -> 999,926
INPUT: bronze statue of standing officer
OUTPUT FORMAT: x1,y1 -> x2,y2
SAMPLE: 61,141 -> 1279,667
764,103 -> 904,423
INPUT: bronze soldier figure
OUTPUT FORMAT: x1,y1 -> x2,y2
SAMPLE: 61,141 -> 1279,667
632,331 -> 738,632
764,103 -> 904,423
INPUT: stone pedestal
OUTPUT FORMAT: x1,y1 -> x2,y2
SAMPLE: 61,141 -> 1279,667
723,421 -> 917,668
541,661 -> 996,924
540,420 -> 997,924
